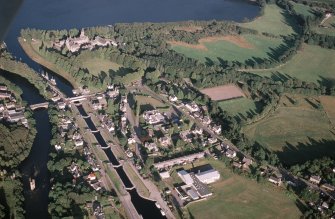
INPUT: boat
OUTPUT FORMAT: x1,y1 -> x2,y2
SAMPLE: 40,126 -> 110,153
160,209 -> 166,216
50,77 -> 57,86
155,202 -> 161,209
29,178 -> 35,191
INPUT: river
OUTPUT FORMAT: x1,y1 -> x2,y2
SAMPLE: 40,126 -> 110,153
3,0 -> 260,218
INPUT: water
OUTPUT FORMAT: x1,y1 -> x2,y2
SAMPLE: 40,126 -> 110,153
0,70 -> 51,219
2,0 -> 260,217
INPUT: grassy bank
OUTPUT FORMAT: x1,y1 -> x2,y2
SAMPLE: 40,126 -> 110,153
218,98 -> 261,121
18,37 -> 79,89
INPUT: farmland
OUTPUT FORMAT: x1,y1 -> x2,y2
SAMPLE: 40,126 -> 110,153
200,84 -> 245,101
170,34 -> 285,64
186,159 -> 301,219
319,96 -> 335,128
243,94 -> 335,165
239,4 -> 298,36
218,98 -> 261,121
250,44 -> 335,85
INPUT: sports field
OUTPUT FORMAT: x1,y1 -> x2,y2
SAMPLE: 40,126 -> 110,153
170,34 -> 284,64
200,84 -> 245,101
187,159 -> 302,219
239,4 -> 298,36
243,95 -> 335,165
251,44 -> 335,85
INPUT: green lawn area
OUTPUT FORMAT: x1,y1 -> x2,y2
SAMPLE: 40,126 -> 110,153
187,159 -> 302,219
0,181 -> 17,218
243,95 -> 335,165
218,98 -> 261,122
291,2 -> 315,18
250,44 -> 335,85
81,58 -> 121,76
239,4 -> 298,36
135,95 -> 168,108
171,34 -> 285,64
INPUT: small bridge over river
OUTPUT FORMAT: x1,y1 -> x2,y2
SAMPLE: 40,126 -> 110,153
30,102 -> 49,110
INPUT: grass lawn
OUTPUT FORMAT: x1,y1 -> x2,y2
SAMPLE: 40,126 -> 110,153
250,44 -> 335,85
239,4 -> 298,36
291,2 -> 316,18
218,98 -> 261,122
0,181 -> 17,218
135,95 -> 168,108
81,58 -> 121,76
171,34 -> 285,64
186,159 -> 301,219
243,94 -> 335,165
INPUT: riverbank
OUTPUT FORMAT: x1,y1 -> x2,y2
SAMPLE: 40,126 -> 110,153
0,53 -> 51,99
18,38 -> 79,90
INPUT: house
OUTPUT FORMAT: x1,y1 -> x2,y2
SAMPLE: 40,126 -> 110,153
74,139 -> 84,147
144,142 -> 158,152
268,176 -> 282,186
212,124 -> 222,135
54,144 -> 62,151
202,116 -> 212,125
159,136 -> 171,147
154,152 -> 205,169
208,137 -> 217,144
321,183 -> 335,191
233,162 -> 242,168
225,149 -> 236,158
169,95 -> 178,102
180,130 -> 193,143
185,102 -> 200,112
242,157 -> 253,168
0,85 -> 7,91
92,200 -> 105,219
195,168 -> 220,184
0,91 -> 11,99
143,110 -> 165,125
128,137 -> 136,144
192,127 -> 203,135
87,173 -> 97,181
57,101 -> 66,110
159,171 -> 170,179
309,175 -> 322,185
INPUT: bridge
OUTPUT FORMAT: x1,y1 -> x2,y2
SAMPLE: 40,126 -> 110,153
30,102 -> 49,110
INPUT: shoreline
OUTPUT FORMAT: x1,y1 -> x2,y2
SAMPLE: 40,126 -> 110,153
18,37 -> 79,90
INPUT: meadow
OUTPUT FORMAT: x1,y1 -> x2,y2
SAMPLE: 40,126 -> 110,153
239,4 -> 298,36
250,44 -> 335,85
218,98 -> 261,121
170,34 -> 285,64
186,159 -> 302,219
243,94 -> 335,165
312,16 -> 335,37
80,57 -> 121,76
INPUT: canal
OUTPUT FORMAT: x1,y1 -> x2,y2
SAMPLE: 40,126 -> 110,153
76,104 -> 164,218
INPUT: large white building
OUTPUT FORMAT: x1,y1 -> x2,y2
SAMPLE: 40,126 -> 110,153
195,169 -> 220,184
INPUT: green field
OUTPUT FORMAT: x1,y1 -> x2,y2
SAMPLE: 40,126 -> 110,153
171,34 -> 285,64
243,95 -> 335,165
81,58 -> 121,76
291,2 -> 315,18
312,16 -> 335,37
218,98 -> 261,121
250,44 -> 335,85
239,4 -> 298,36
187,159 -> 302,219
